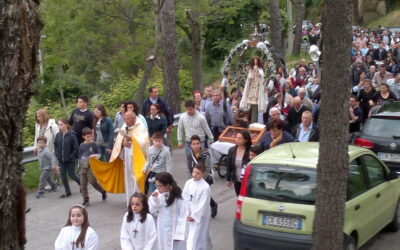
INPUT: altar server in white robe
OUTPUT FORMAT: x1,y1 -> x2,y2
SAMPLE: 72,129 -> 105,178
55,205 -> 99,250
120,192 -> 157,250
149,172 -> 188,250
182,163 -> 211,250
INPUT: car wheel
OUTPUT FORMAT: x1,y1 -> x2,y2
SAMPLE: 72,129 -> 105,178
344,235 -> 356,250
386,201 -> 400,232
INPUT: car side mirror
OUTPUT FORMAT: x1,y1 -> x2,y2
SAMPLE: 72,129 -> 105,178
388,171 -> 398,181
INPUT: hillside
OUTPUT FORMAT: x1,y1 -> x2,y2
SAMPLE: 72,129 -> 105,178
367,8 -> 400,28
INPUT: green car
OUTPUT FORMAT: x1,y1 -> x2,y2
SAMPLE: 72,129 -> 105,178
234,142 -> 400,250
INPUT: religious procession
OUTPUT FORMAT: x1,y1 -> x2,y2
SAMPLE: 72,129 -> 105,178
9,0 -> 400,249
29,22 -> 400,250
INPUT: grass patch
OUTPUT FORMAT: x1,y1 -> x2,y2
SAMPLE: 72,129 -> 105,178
23,161 -> 40,189
367,8 -> 400,28
171,128 -> 178,148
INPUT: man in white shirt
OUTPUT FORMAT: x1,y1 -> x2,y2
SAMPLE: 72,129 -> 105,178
178,100 -> 213,155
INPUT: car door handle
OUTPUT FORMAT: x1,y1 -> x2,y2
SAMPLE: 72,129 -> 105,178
355,204 -> 360,210
376,193 -> 381,198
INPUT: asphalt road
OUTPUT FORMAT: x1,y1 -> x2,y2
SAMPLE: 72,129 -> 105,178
25,149 -> 236,250
25,148 -> 400,250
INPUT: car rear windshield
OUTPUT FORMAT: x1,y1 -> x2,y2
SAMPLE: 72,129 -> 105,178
247,165 -> 316,204
362,117 -> 400,138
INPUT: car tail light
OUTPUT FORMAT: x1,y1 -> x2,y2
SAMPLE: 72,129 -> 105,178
354,138 -> 374,149
236,164 -> 252,220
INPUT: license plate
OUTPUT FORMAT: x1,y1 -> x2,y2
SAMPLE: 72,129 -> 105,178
262,215 -> 302,230
378,152 -> 400,162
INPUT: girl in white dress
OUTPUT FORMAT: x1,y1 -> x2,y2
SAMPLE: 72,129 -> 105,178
149,172 -> 188,250
120,192 -> 157,250
55,204 -> 99,250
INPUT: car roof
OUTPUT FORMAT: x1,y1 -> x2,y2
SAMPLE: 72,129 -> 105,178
372,101 -> 400,117
251,142 -> 366,168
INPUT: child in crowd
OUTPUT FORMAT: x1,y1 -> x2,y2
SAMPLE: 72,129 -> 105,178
240,145 -> 263,181
55,204 -> 99,250
142,132 -> 171,195
149,172 -> 187,250
36,136 -> 59,198
114,101 -> 126,130
79,127 -> 107,207
187,135 -> 218,218
120,192 -> 157,250
54,118 -> 80,198
182,163 -> 211,250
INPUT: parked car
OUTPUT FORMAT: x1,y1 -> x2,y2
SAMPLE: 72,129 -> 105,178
234,142 -> 400,250
353,101 -> 400,173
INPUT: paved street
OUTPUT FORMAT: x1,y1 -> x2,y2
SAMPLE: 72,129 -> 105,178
26,149 -> 236,250
25,148 -> 400,250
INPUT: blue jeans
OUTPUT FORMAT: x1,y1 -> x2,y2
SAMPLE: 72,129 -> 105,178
184,140 -> 206,156
98,145 -> 111,162
60,161 -> 80,195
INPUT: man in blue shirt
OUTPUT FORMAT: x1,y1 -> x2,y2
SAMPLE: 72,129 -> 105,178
205,90 -> 234,141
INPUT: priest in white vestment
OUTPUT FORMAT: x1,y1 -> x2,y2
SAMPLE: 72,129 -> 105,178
182,167 -> 212,250
149,190 -> 188,250
110,111 -> 149,205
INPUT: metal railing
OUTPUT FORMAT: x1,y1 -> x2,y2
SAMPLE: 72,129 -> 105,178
22,113 -> 183,165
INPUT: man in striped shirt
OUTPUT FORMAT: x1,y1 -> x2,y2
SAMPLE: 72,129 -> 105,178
178,100 -> 214,155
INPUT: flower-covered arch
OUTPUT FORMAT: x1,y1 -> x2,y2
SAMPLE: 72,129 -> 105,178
220,40 -> 280,89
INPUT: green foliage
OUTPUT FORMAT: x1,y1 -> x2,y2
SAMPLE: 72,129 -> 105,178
203,0 -> 267,63
38,0 -> 156,102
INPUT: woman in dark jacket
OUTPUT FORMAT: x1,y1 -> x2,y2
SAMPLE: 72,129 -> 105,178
187,135 -> 218,217
54,118 -> 80,198
146,103 -> 167,138
226,130 -> 252,196
93,104 -> 114,161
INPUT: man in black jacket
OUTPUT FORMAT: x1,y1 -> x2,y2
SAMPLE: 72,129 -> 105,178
293,111 -> 319,142
142,86 -> 173,132
372,42 -> 387,61
287,97 -> 310,131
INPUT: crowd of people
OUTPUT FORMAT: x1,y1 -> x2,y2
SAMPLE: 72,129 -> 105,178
33,25 -> 400,250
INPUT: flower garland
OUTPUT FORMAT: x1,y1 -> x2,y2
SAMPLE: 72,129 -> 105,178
220,40 -> 277,87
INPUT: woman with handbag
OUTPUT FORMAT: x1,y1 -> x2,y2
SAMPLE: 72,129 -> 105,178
187,135 -> 218,218
226,130 -> 252,196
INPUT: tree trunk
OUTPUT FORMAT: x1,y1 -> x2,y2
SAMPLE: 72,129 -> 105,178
268,0 -> 282,54
312,1 -> 353,249
136,0 -> 163,111
0,1 -> 42,249
291,0 -> 305,56
352,0 -> 361,25
160,0 -> 180,113
186,11 -> 203,91
57,63 -> 68,116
